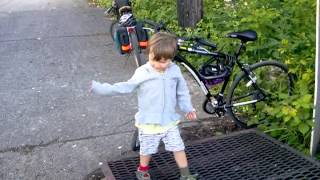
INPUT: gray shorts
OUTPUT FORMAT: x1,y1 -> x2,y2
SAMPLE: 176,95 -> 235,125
138,126 -> 185,156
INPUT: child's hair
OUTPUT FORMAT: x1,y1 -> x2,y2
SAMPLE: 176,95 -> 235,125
147,32 -> 177,61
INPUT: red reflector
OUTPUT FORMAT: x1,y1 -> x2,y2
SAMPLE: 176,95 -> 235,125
121,45 -> 132,51
127,27 -> 135,33
139,41 -> 148,48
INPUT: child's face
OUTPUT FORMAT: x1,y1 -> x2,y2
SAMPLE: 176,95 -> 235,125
149,52 -> 171,72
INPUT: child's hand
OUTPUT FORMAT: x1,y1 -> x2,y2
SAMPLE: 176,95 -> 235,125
186,110 -> 197,121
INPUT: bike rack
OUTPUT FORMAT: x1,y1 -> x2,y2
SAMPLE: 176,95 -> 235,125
99,129 -> 320,180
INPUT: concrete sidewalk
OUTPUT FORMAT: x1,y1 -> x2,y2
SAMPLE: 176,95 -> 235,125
0,0 -> 210,179
0,0 -> 137,179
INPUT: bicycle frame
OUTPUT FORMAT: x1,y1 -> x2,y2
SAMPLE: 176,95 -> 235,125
175,42 -> 267,114
125,26 -> 143,67
174,54 -> 229,111
126,26 -> 136,42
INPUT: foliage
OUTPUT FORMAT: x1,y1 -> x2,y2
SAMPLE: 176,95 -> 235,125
97,0 -> 112,6
221,0 -> 316,157
96,0 -> 317,158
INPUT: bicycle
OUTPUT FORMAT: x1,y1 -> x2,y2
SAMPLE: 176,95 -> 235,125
105,0 -> 147,68
130,20 -> 294,151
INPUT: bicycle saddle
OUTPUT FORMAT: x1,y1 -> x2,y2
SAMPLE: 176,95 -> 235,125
227,30 -> 257,42
119,6 -> 132,15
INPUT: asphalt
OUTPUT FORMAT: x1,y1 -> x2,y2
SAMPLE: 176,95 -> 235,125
0,0 -> 210,179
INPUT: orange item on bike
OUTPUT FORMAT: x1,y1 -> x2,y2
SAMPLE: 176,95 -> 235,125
121,44 -> 132,52
115,25 -> 131,54
135,22 -> 149,49
139,41 -> 148,49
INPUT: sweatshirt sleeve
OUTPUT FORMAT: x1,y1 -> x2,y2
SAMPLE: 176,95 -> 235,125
176,67 -> 194,113
91,69 -> 142,96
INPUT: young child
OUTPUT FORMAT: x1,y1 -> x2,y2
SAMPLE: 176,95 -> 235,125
90,32 -> 198,180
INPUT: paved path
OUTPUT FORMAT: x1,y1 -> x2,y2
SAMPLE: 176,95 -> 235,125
0,0 -> 141,179
0,0 -> 210,179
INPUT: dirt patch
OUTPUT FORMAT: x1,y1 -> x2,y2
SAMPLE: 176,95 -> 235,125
180,116 -> 241,144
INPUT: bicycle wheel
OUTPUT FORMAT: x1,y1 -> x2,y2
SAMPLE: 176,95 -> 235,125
109,21 -> 118,41
131,128 -> 140,151
226,60 -> 294,128
130,32 -> 144,67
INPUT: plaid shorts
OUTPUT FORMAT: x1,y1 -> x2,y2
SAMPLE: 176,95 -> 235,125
138,126 -> 185,156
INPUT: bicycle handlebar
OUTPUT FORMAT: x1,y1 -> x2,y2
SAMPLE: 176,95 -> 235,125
143,19 -> 172,33
179,37 -> 217,49
106,7 -> 113,14
142,20 -> 217,55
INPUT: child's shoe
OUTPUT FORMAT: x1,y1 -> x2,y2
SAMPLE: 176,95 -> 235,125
180,174 -> 198,180
135,170 -> 151,180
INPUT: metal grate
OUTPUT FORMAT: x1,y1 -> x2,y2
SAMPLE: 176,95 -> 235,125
105,130 -> 320,180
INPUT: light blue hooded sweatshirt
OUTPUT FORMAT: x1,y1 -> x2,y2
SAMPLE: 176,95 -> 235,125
91,62 -> 194,126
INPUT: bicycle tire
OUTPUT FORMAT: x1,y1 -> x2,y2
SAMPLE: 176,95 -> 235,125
130,32 -> 143,67
131,128 -> 140,151
109,21 -> 118,41
226,60 -> 294,128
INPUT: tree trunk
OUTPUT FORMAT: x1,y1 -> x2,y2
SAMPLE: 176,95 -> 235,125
177,0 -> 203,28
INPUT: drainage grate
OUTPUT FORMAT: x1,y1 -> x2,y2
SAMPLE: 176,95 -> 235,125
103,130 -> 320,180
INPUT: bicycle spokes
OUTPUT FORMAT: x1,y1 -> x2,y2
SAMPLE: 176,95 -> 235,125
229,63 -> 292,126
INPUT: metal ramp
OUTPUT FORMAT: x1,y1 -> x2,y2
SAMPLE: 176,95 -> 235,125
101,129 -> 320,180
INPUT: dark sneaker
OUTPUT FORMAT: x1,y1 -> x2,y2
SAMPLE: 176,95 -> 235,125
180,174 -> 198,180
135,170 -> 151,180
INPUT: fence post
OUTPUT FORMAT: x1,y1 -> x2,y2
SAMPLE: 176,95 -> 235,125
176,0 -> 203,28
311,0 -> 320,157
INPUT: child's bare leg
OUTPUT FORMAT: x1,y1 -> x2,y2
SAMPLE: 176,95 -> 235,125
136,155 -> 152,180
173,150 -> 188,168
174,150 -> 198,178
140,155 -> 152,166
